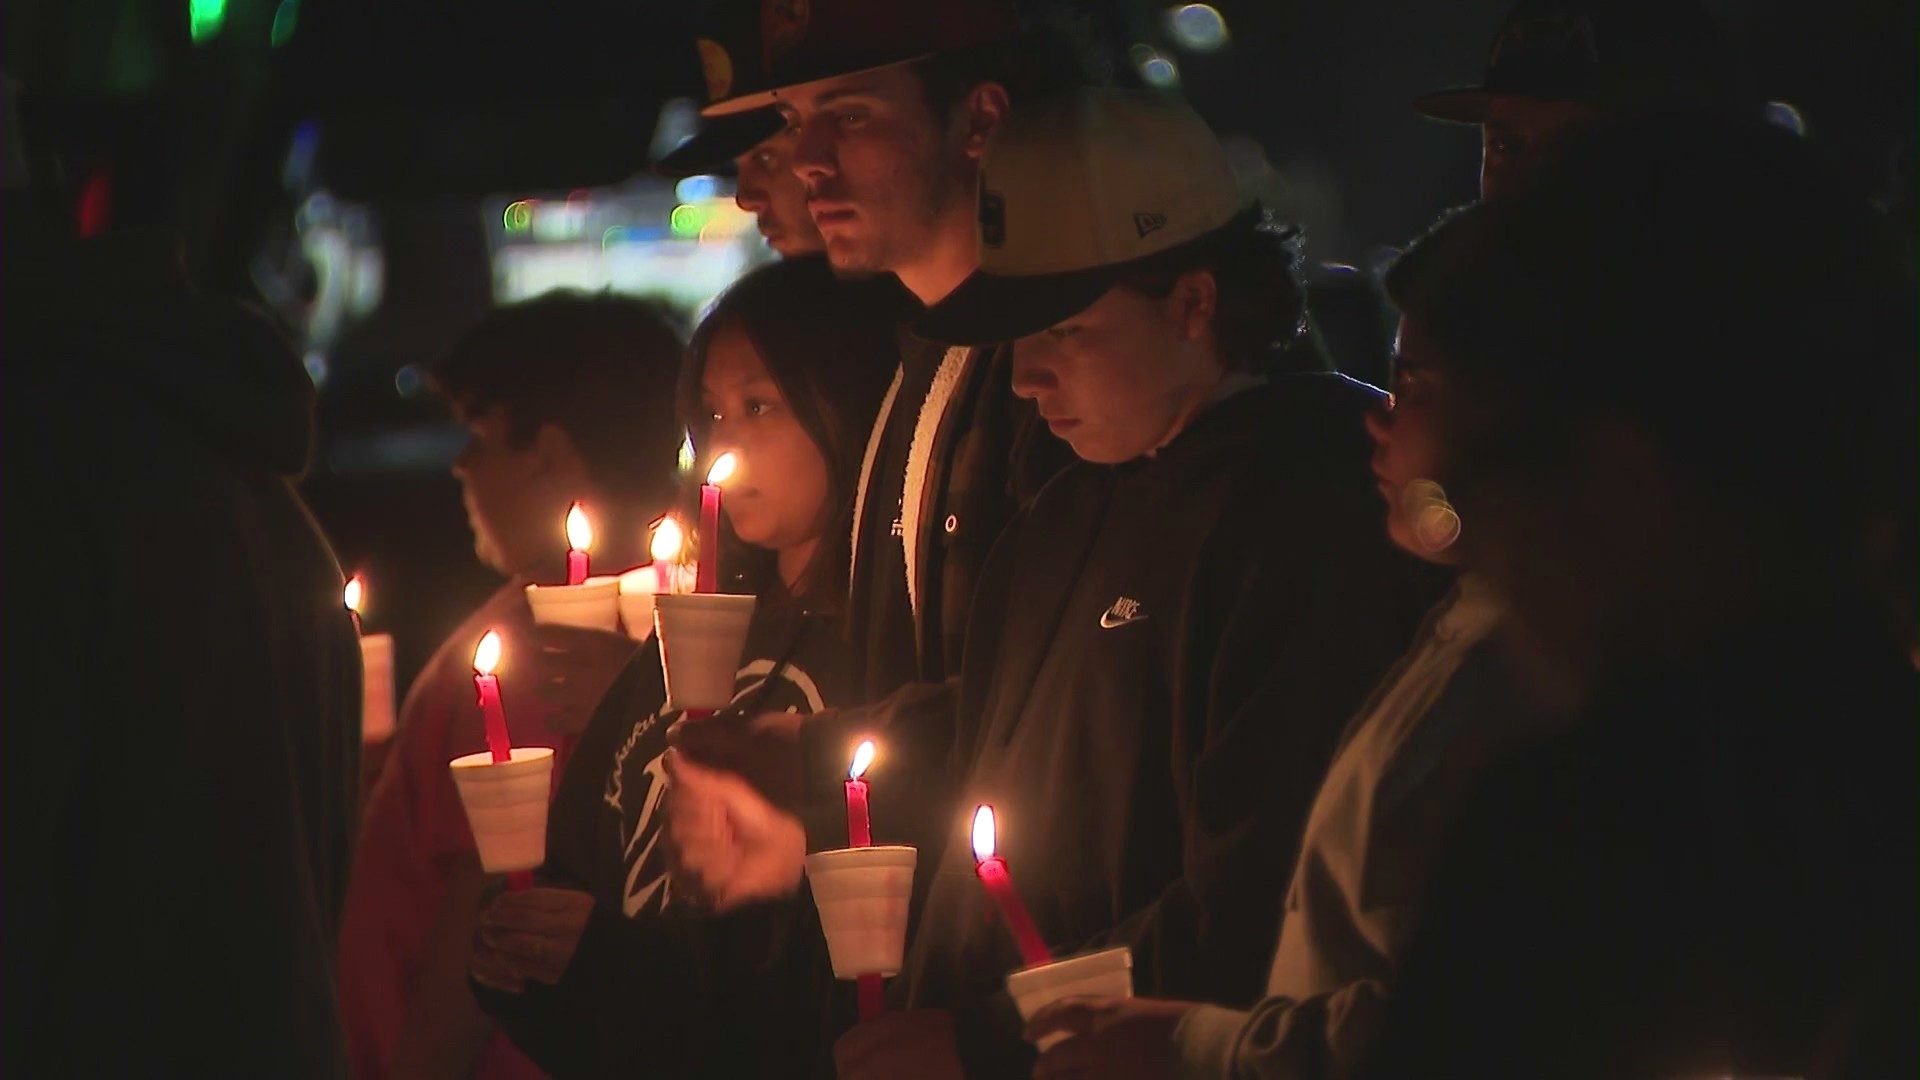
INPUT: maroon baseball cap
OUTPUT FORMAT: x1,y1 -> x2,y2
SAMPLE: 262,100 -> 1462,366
702,0 -> 1018,117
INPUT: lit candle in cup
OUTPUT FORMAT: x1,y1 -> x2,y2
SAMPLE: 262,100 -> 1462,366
345,575 -> 396,743
470,630 -> 532,890
971,805 -> 1051,966
696,453 -> 736,594
565,503 -> 593,586
651,516 -> 685,595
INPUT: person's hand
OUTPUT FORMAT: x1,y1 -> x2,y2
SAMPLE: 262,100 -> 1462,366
1025,996 -> 1197,1079
665,709 -> 804,808
834,1009 -> 967,1080
528,624 -> 638,737
662,749 -> 806,910
469,887 -> 595,993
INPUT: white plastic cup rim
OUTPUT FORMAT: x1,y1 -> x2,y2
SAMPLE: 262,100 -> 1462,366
1005,945 -> 1134,1003
804,845 -> 918,874
525,576 -> 620,602
450,745 -> 555,778
653,592 -> 757,615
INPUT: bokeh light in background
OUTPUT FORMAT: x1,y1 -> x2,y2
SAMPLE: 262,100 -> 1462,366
1129,44 -> 1182,89
1764,100 -> 1808,136
1166,4 -> 1230,52
188,0 -> 227,44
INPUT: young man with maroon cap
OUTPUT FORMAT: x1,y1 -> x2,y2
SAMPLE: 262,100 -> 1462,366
1415,0 -> 1751,199
668,88 -> 1443,1079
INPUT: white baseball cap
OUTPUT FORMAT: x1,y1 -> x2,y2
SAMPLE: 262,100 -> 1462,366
917,87 -> 1249,344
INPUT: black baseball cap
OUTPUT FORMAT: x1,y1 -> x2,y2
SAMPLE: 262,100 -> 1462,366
1415,0 -> 1732,123
652,3 -> 788,177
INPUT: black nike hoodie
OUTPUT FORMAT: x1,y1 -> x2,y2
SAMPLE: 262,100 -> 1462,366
839,373 -> 1448,1076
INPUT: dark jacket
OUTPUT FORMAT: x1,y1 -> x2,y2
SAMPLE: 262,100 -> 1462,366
477,596 -> 860,1078
2,212 -> 361,1076
848,334 -> 1074,699
825,375 -> 1447,1075
1362,600 -> 1918,1080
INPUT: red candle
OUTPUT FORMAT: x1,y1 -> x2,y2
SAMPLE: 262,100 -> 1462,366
471,630 -> 532,890
651,516 -> 685,595
971,805 -> 1051,967
565,503 -> 593,586
696,453 -> 736,594
471,631 -> 512,763
845,740 -> 875,848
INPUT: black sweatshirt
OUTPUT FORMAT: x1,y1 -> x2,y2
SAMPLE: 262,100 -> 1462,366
476,597 -> 860,1079
808,374 -> 1448,1076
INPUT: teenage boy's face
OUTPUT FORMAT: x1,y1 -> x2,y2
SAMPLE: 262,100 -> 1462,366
1010,277 -> 1223,465
1366,316 -> 1464,564
780,65 -> 970,274
733,130 -> 824,257
451,405 -> 568,577
699,322 -> 832,556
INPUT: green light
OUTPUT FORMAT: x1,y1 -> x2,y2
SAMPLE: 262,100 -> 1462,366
270,0 -> 299,47
504,200 -> 534,233
669,203 -> 715,238
189,0 -> 227,44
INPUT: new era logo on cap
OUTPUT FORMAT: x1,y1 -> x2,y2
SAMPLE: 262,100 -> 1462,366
1133,212 -> 1168,238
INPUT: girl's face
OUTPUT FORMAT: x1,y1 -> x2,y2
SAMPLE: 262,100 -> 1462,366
699,321 -> 832,556
1365,316 -> 1466,564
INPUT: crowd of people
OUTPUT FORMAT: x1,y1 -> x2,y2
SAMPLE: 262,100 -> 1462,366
5,0 -> 1913,1077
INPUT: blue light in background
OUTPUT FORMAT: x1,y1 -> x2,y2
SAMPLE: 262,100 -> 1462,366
1167,4 -> 1230,52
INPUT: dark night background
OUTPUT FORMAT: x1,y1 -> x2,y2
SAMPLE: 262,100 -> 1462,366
6,0 -> 1914,694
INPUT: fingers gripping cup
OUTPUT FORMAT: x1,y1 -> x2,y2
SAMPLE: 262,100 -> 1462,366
1005,946 -> 1134,1051
805,846 -> 918,978
449,747 -> 555,873
653,593 -> 756,710
524,576 -> 621,633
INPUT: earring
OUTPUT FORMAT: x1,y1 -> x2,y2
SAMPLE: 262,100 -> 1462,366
1403,479 -> 1462,553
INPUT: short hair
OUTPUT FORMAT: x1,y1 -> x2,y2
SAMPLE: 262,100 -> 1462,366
428,291 -> 686,510
1116,205 -> 1318,374
1386,111 -> 1916,554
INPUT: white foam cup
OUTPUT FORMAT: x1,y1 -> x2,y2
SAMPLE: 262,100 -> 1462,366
653,593 -> 756,710
805,846 -> 918,978
524,576 -> 620,633
359,633 -> 395,742
1006,946 -> 1135,1051
615,570 -> 660,643
448,747 -> 555,873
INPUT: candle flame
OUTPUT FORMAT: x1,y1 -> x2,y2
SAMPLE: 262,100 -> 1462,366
849,740 -> 876,780
472,630 -> 503,676
650,516 -> 685,562
566,503 -> 594,552
343,575 -> 364,614
971,804 -> 997,861
706,452 -> 738,486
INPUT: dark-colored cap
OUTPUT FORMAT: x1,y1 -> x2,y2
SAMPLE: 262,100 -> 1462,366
653,109 -> 786,178
701,0 -> 1018,117
917,89 -> 1247,345
1415,0 -> 1728,123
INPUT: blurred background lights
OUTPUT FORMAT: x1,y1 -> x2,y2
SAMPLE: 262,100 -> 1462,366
674,175 -> 723,203
393,363 -> 425,399
188,0 -> 226,44
269,0 -> 299,47
1166,4 -> 1230,52
1129,44 -> 1182,89
1763,100 -> 1807,136
503,199 -> 535,233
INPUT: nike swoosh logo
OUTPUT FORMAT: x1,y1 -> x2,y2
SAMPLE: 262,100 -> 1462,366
1099,597 -> 1148,629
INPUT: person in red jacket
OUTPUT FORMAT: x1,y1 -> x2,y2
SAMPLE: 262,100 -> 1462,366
336,293 -> 684,1079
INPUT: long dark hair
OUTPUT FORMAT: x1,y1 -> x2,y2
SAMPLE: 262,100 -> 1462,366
677,257 -> 901,609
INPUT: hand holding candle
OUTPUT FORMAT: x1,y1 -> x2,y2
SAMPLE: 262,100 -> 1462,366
971,805 -> 1051,967
696,452 -> 737,594
565,503 -> 593,586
